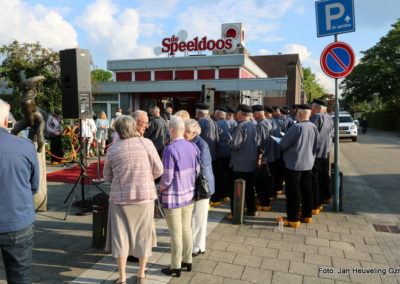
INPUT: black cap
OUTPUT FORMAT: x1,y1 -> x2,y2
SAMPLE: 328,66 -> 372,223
251,105 -> 264,112
215,106 -> 228,112
195,103 -> 209,110
312,98 -> 327,107
264,106 -> 274,113
237,104 -> 253,113
292,104 -> 300,109
225,105 -> 236,114
54,109 -> 62,115
298,104 -> 311,110
280,108 -> 289,115
272,106 -> 280,111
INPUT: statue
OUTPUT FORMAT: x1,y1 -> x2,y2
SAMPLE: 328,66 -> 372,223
11,71 -> 46,152
11,70 -> 48,211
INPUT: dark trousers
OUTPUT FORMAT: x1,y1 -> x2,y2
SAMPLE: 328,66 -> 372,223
271,159 -> 284,193
314,158 -> 331,203
229,171 -> 256,214
362,126 -> 367,134
285,169 -> 313,222
49,136 -> 63,162
0,224 -> 34,284
212,157 -> 231,202
254,163 -> 274,206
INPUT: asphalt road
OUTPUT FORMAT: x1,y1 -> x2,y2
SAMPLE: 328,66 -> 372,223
338,128 -> 400,223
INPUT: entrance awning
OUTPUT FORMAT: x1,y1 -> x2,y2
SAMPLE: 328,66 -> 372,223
95,78 -> 287,93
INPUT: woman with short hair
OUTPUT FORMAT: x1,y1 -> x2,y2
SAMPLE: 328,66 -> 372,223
104,115 -> 163,284
184,119 -> 215,257
160,116 -> 200,277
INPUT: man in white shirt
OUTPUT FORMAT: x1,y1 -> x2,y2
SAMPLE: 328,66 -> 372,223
81,118 -> 97,158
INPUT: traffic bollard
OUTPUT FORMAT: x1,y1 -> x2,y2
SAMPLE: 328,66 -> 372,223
233,179 -> 246,224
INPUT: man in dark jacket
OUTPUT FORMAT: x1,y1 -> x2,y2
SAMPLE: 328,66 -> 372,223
145,106 -> 166,158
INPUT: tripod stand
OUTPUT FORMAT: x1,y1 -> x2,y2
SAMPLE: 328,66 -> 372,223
64,118 -> 106,220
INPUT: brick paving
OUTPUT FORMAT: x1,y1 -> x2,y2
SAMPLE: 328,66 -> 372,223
1,129 -> 400,283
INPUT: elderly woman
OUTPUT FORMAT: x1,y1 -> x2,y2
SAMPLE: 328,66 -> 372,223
95,111 -> 109,155
160,116 -> 200,277
184,119 -> 215,257
104,115 -> 163,284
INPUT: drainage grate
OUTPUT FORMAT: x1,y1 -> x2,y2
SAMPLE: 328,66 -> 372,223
373,224 -> 400,233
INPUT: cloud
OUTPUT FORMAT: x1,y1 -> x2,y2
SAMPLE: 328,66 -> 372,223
259,49 -> 272,55
282,44 -> 311,61
176,0 -> 297,42
262,36 -> 285,42
294,6 -> 305,14
77,0 -> 154,60
0,0 -> 77,50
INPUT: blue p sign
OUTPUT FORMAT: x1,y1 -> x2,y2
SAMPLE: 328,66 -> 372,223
316,0 -> 355,37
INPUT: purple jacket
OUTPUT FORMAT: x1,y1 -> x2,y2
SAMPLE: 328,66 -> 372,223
160,138 -> 200,209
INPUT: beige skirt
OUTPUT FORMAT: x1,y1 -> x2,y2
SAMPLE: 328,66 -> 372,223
105,202 -> 157,258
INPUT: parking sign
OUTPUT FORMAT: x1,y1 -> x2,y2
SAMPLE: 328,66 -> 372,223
316,0 -> 355,37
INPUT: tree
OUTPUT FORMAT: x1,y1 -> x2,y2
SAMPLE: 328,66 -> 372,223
91,69 -> 112,83
302,67 -> 325,102
341,19 -> 400,107
0,41 -> 61,119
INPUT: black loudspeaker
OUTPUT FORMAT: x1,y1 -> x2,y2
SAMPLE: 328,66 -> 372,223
60,48 -> 92,119
200,84 -> 215,111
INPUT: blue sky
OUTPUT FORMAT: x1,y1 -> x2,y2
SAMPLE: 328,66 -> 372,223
1,0 -> 399,93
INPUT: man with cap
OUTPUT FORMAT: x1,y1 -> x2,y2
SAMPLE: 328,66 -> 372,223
46,109 -> 65,165
282,107 -> 295,130
211,106 -> 232,205
195,103 -> 219,162
310,99 -> 334,210
225,106 -> 238,129
278,104 -> 319,227
252,105 -> 274,211
271,106 -> 286,195
227,104 -> 258,218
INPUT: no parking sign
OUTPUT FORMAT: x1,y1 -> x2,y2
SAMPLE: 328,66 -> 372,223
320,41 -> 355,78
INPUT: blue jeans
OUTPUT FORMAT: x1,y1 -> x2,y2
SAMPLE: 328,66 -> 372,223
0,224 -> 34,284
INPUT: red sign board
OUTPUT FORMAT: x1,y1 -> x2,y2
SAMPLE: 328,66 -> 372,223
162,35 -> 233,56
320,41 -> 355,78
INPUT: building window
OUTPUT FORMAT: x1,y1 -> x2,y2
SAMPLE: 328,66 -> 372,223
155,70 -> 173,80
198,69 -> 215,80
116,72 -> 132,82
135,71 -> 151,81
175,70 -> 194,80
219,68 -> 240,79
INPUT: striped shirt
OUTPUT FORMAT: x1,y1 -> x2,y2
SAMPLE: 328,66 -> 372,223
160,138 -> 200,209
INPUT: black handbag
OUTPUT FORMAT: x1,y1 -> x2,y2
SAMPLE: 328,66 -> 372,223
194,156 -> 211,201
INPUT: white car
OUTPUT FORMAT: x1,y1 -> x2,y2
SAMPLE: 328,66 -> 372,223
332,114 -> 358,142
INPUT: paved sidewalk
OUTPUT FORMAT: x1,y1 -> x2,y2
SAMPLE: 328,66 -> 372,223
1,129 -> 400,283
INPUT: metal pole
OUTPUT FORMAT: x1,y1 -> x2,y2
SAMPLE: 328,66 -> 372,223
333,34 -> 340,211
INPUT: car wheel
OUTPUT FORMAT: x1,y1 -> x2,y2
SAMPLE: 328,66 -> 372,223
352,137 -> 357,142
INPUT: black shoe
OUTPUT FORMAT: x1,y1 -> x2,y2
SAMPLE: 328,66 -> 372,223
127,255 -> 139,262
161,267 -> 181,277
192,250 -> 205,257
181,262 -> 192,272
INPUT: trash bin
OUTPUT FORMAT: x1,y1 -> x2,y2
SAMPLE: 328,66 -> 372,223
92,193 -> 109,249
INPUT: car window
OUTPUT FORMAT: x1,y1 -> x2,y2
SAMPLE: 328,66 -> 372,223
339,116 -> 353,123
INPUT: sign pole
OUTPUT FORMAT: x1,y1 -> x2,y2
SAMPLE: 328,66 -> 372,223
333,34 -> 340,212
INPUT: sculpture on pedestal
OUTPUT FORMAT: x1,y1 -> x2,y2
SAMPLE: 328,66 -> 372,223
11,71 -> 46,152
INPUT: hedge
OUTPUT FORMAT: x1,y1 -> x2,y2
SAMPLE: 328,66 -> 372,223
366,110 -> 400,132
